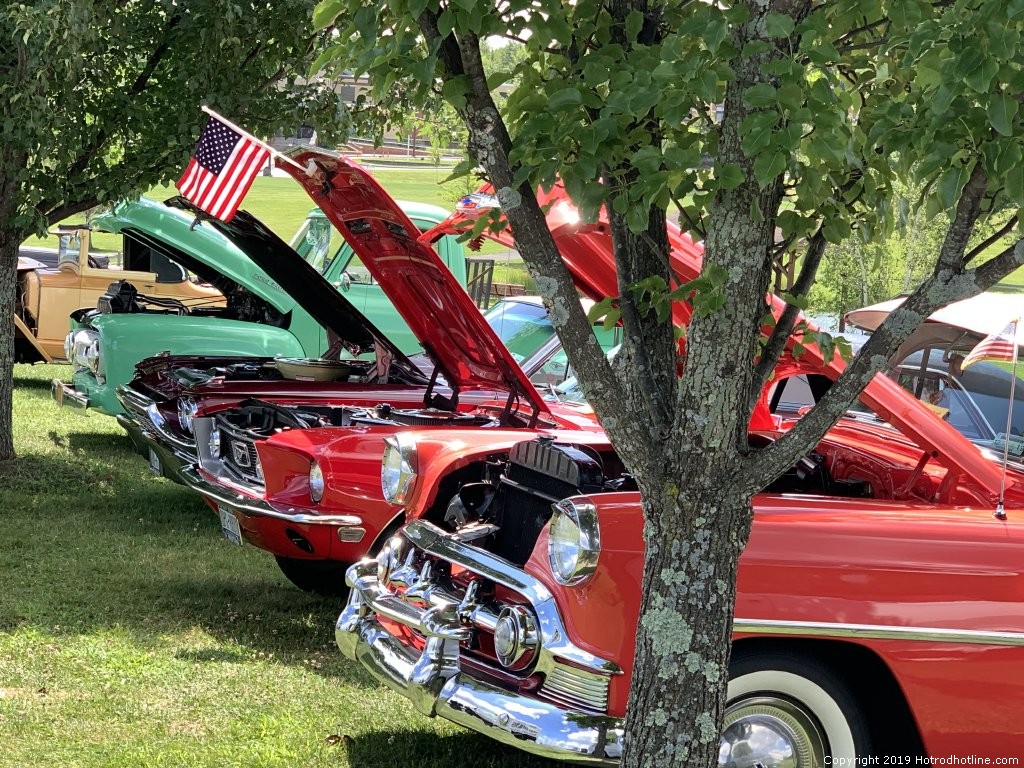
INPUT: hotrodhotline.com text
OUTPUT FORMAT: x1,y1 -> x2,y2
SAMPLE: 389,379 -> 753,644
825,758 -> 1020,767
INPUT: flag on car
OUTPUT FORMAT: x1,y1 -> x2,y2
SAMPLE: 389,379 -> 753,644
961,319 -> 1020,370
176,114 -> 270,222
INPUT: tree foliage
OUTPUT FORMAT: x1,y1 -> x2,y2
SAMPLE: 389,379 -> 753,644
315,1 -> 1024,765
0,0 -> 341,460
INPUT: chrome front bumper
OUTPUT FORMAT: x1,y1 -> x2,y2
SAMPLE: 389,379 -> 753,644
51,379 -> 88,409
180,465 -> 366,534
336,521 -> 623,764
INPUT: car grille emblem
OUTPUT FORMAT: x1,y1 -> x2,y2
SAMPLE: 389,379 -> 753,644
231,441 -> 251,468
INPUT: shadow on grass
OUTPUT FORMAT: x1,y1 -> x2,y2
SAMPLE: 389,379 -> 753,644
344,729 -> 559,768
1,446 -> 373,688
12,375 -> 56,393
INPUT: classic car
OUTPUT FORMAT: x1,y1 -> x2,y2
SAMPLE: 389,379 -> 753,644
335,334 -> 1024,763
847,291 -> 1024,436
51,195 -> 478,416
117,294 -> 616,488
15,220 -> 223,364
132,148 -> 642,593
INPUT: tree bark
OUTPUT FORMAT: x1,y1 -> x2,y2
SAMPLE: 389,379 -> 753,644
0,155 -> 27,462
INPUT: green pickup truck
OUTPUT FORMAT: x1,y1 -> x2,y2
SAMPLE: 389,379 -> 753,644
53,197 -> 490,416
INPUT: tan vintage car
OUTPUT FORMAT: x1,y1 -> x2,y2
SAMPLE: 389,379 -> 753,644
15,223 -> 223,363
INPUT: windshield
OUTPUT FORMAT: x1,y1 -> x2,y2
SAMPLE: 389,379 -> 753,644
483,300 -> 555,362
289,213 -> 345,274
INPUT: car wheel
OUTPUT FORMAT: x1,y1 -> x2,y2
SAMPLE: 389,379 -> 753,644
274,556 -> 350,596
722,651 -> 872,767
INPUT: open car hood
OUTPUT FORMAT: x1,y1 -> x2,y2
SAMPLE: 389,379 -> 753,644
95,197 -> 300,313
281,147 -> 550,416
429,184 -> 1013,499
163,197 -> 425,383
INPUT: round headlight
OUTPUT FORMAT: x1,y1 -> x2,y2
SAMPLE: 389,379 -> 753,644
381,433 -> 417,504
493,605 -> 539,670
309,460 -> 325,504
208,428 -> 222,459
548,499 -> 600,587
178,397 -> 198,434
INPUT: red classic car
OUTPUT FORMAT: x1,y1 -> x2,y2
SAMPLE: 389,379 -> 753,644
335,330 -> 1024,763
134,149 -> 698,593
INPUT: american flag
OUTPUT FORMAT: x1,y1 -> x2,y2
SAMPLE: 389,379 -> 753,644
962,319 -> 1020,370
176,116 -> 270,222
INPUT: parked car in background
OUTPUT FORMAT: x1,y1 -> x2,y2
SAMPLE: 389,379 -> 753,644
338,342 -> 1024,764
846,292 -> 1024,440
16,221 -> 223,364
51,195 -> 482,416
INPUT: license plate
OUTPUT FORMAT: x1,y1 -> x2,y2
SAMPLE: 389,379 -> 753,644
148,448 -> 161,475
219,508 -> 243,546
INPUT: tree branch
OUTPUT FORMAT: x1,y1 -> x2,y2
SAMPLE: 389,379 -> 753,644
963,214 -> 1019,264
748,230 -> 827,412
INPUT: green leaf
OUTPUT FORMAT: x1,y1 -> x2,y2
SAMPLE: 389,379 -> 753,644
744,83 -> 777,108
1006,165 -> 1024,206
703,19 -> 728,53
717,163 -> 744,189
965,57 -> 999,93
625,10 -> 643,41
753,151 -> 786,187
740,112 -> 779,155
312,0 -> 345,30
987,93 -> 1019,137
764,12 -> 794,38
1009,0 -> 1024,20
548,87 -> 583,111
937,160 -> 977,208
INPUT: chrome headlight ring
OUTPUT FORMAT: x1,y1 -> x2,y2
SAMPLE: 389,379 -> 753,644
177,397 -> 199,434
548,498 -> 601,587
381,433 -> 417,504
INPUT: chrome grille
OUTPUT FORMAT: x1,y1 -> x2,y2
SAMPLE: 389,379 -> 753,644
538,663 -> 611,715
219,425 -> 264,486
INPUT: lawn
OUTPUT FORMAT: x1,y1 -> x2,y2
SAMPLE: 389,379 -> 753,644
0,363 -> 553,768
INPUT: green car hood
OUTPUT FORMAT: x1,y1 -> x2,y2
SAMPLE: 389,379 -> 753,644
93,197 -> 296,313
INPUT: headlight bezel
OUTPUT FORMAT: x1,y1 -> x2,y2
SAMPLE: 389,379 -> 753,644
309,460 -> 325,504
381,433 -> 417,504
547,498 -> 601,587
177,397 -> 199,434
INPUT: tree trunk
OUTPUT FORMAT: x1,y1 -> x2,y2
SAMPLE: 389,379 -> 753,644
0,232 -> 18,461
623,470 -> 753,767
0,156 -> 27,461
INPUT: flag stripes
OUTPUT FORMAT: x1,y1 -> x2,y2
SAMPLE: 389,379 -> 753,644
176,115 -> 269,222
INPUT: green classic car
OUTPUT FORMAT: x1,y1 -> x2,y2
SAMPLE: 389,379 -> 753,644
53,197 -> 484,416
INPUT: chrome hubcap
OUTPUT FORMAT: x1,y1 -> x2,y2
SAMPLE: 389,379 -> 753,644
718,695 -> 828,768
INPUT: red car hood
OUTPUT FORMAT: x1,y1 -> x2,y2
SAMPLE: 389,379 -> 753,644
430,184 -> 1010,499
282,148 -> 549,418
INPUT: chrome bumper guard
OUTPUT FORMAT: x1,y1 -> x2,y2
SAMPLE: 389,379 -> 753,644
180,465 -> 366,534
51,379 -> 88,409
337,520 -> 623,764
116,385 -> 197,456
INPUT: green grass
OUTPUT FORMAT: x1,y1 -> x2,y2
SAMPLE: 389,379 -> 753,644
0,364 -> 553,768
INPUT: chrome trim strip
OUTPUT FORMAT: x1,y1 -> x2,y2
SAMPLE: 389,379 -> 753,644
735,618 -> 1024,647
180,465 -> 364,529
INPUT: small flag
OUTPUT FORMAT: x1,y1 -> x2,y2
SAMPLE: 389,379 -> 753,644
176,115 -> 270,222
962,319 -> 1020,370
